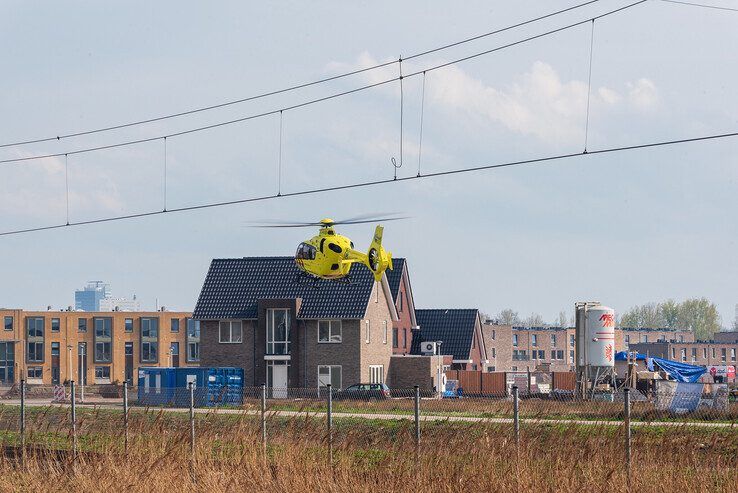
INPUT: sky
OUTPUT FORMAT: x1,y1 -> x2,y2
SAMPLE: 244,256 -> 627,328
1,1 -> 737,327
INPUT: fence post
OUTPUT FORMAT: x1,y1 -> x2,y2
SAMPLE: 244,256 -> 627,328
123,382 -> 129,456
188,382 -> 195,456
20,379 -> 25,465
327,383 -> 333,465
70,380 -> 77,462
260,384 -> 267,457
624,387 -> 631,486
414,385 -> 420,451
512,385 -> 520,449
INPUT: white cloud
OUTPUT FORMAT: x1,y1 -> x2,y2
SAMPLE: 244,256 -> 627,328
327,55 -> 659,145
627,78 -> 658,110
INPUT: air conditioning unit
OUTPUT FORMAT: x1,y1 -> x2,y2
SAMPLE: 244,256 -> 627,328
421,341 -> 437,355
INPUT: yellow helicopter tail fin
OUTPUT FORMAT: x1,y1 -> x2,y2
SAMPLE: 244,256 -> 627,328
366,225 -> 392,282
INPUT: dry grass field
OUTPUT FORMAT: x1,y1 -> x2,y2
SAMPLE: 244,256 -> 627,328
0,405 -> 734,492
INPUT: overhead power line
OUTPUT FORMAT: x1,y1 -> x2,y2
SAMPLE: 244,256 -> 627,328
660,0 -> 738,12
0,0 -> 607,150
2,128 -> 736,237
0,0 -> 648,167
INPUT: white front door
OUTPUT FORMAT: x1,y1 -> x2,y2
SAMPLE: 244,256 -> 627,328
270,364 -> 288,398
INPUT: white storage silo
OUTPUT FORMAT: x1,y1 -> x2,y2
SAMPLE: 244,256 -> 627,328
585,305 -> 615,367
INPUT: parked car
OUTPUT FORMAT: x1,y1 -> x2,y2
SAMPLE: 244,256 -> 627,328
333,383 -> 391,401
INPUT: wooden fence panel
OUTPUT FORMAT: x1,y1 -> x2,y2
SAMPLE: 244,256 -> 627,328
552,371 -> 576,391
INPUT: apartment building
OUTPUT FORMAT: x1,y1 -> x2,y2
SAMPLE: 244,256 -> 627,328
411,309 -> 487,371
482,324 -> 696,373
629,340 -> 738,367
193,257 -> 397,392
0,309 -> 198,386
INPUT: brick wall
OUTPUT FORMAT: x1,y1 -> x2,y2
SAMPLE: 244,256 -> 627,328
387,355 -> 444,390
200,319 -> 257,385
301,319 -> 361,388
359,281 -> 393,385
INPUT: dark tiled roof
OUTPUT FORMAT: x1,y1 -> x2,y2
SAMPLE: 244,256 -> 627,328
193,257 -> 375,320
412,309 -> 479,360
385,257 -> 406,303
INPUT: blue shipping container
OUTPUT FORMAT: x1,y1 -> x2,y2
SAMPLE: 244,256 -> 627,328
138,367 -> 244,407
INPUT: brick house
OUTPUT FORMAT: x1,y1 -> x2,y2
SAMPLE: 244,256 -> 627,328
411,309 -> 487,370
193,257 -> 398,391
385,258 -> 418,355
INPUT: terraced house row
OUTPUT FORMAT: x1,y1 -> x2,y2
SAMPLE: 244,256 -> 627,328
0,309 -> 199,385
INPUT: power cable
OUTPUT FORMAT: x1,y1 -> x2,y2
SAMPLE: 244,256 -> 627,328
659,0 -> 738,12
0,0 -> 647,167
2,128 -> 736,237
0,0 -> 606,150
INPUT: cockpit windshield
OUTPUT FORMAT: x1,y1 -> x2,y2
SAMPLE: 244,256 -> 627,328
295,242 -> 317,260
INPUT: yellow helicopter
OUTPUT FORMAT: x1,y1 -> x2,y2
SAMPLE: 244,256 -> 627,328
254,215 -> 403,282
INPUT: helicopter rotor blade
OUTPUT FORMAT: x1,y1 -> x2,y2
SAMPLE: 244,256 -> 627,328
245,213 -> 409,228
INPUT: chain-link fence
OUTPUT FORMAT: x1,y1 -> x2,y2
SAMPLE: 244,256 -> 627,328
0,380 -> 735,489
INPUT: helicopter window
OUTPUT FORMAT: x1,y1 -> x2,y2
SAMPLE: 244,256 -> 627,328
320,238 -> 325,253
328,243 -> 342,254
296,243 -> 316,260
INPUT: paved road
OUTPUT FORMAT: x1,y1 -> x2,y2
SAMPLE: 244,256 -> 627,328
3,399 -> 735,428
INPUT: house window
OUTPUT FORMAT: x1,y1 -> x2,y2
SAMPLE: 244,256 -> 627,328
266,309 -> 289,354
487,366 -> 495,372
398,292 -> 403,313
551,334 -> 557,347
569,350 -> 574,364
369,365 -> 384,384
625,335 -> 630,345
513,334 -> 519,347
318,365 -> 342,389
679,335 -> 684,343
641,335 -> 648,343
78,318 -> 87,332
732,348 -> 736,361
95,366 -> 111,383
318,320 -> 342,343
26,317 -> 44,363
383,321 -> 388,344
94,318 -> 113,363
712,348 -> 716,358
569,334 -> 575,347
365,320 -> 370,344
125,318 -> 133,332
721,348 -> 726,362
491,347 -> 496,358
141,317 -> 159,363
703,348 -> 707,359
219,320 -> 243,344
691,348 -> 697,362
392,328 -> 398,348
403,328 -> 407,348
171,319 -> 180,332
491,329 -> 495,340
51,318 -> 60,332
671,348 -> 675,359
532,334 -> 538,347
186,319 -> 200,362
538,350 -> 545,360
3,316 -> 12,331
681,348 -> 687,362
27,367 -> 43,380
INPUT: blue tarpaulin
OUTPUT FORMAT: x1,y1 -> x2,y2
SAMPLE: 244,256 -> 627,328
647,357 -> 706,383
614,351 -> 647,361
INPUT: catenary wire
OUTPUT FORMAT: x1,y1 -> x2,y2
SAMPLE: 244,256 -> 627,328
0,0 -> 606,150
1,128 -> 736,237
0,0 -> 647,167
659,0 -> 738,12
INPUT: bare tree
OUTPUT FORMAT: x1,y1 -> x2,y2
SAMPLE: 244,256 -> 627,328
495,309 -> 520,326
523,313 -> 546,327
557,311 -> 569,328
